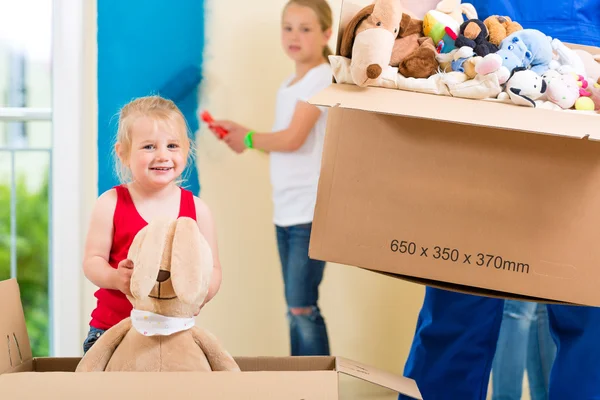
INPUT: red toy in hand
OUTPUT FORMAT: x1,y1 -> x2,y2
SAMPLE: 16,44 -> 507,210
201,111 -> 228,139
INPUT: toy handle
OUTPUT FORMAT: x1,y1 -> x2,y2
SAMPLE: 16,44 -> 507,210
201,110 -> 228,139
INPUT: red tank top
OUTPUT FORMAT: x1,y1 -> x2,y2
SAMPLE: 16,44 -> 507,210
89,185 -> 197,330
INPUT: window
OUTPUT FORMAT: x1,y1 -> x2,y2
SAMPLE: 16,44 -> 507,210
0,0 -> 53,357
0,0 -> 85,357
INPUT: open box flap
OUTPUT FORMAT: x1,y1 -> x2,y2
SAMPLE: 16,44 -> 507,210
335,357 -> 422,399
0,279 -> 32,374
309,83 -> 600,141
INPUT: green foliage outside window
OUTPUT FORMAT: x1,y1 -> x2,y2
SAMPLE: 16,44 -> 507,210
0,175 -> 50,357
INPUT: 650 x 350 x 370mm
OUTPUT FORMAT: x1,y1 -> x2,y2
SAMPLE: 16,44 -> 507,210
390,240 -> 530,274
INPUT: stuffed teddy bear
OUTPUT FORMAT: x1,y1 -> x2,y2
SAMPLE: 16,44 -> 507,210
393,13 -> 440,78
434,0 -> 478,25
497,67 -> 547,107
454,19 -> 499,57
340,0 -> 439,84
75,217 -> 241,373
495,29 -> 554,75
483,16 -> 523,47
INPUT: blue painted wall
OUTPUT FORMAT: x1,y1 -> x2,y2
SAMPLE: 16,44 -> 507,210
97,0 -> 204,196
468,0 -> 600,47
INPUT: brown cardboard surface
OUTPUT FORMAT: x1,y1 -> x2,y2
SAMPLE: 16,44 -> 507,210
307,0 -> 600,306
0,371 -> 340,399
310,83 -> 600,141
0,278 -> 421,399
309,106 -> 600,306
0,278 -> 32,374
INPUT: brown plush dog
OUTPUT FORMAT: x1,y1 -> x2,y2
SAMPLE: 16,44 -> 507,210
340,0 -> 438,84
484,15 -> 523,47
75,217 -> 240,373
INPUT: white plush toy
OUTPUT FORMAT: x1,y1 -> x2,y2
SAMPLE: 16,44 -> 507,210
435,0 -> 477,24
548,38 -> 587,76
497,68 -> 547,107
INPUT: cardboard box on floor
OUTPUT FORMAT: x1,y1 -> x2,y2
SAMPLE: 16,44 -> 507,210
0,279 -> 422,399
309,0 -> 600,307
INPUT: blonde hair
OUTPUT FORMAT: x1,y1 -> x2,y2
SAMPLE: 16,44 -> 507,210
113,95 -> 194,184
284,0 -> 333,62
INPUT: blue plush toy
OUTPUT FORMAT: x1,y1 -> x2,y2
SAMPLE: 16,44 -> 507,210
496,29 -> 553,75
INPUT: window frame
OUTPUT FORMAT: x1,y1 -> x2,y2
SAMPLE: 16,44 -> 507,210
50,0 -> 86,356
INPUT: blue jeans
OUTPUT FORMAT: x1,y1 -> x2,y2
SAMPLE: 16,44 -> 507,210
83,326 -> 106,354
399,287 -> 600,400
492,300 -> 557,400
276,223 -> 330,356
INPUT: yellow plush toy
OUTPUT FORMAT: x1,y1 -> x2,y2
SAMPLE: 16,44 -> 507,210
75,217 -> 240,373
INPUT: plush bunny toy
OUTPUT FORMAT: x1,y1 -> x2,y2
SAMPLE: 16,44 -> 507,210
76,217 -> 240,372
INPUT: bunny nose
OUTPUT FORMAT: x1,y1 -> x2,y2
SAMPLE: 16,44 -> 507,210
156,270 -> 170,282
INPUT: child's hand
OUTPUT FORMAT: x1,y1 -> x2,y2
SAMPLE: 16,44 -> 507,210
115,259 -> 134,296
210,120 -> 250,154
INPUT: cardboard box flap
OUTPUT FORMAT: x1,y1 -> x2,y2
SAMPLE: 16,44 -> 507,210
0,279 -> 32,374
335,357 -> 422,399
310,83 -> 600,141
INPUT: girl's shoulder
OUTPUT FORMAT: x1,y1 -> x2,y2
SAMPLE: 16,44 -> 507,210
296,63 -> 333,99
308,62 -> 332,81
191,194 -> 210,215
90,187 -> 119,220
98,187 -> 118,203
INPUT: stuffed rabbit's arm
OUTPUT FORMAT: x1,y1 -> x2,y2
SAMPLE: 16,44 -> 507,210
191,326 -> 240,372
75,318 -> 133,372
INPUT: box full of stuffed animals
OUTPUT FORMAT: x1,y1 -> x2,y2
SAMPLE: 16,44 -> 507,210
0,277 -> 421,398
308,0 -> 600,306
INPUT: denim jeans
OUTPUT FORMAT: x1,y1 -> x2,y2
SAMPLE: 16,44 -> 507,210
83,326 -> 106,354
492,300 -> 557,400
399,287 -> 600,400
276,223 -> 330,356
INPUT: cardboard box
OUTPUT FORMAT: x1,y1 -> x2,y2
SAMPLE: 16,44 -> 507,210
309,0 -> 600,306
0,279 -> 422,399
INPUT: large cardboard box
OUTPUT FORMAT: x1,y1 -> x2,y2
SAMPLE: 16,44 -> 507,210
309,1 -> 600,306
0,279 -> 422,399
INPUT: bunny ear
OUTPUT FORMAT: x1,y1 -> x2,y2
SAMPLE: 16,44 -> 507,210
130,218 -> 171,299
170,217 -> 213,305
127,225 -> 148,263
